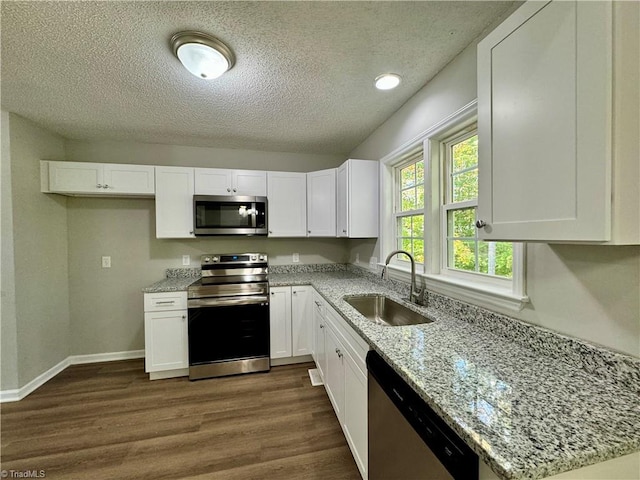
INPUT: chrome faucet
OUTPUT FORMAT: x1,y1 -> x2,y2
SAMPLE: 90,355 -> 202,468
382,250 -> 423,305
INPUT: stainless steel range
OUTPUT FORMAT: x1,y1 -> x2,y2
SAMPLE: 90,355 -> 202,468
187,253 -> 270,380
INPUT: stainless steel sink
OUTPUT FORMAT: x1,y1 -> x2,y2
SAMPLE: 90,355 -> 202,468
344,295 -> 433,327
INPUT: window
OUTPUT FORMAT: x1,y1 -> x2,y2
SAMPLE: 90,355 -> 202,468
383,101 -> 527,311
442,131 -> 513,280
395,155 -> 424,264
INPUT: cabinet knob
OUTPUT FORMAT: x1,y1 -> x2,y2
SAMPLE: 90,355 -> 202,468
103,184 -> 109,189
475,220 -> 487,229
227,188 -> 231,192
96,184 -> 103,188
293,291 -> 297,294
189,231 -> 194,235
182,315 -> 186,319
268,230 -> 273,234
308,230 -> 311,234
233,188 -> 237,193
320,324 -> 324,329
342,229 -> 347,233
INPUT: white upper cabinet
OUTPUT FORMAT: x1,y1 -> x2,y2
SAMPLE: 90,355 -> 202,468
267,171 -> 307,237
194,168 -> 267,196
44,161 -> 154,196
155,166 -> 195,239
477,0 -> 639,244
337,159 -> 379,238
306,168 -> 337,237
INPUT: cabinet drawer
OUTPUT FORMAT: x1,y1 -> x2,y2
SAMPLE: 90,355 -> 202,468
144,292 -> 187,312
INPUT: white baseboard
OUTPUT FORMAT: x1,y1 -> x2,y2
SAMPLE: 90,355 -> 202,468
0,350 -> 144,403
68,349 -> 144,365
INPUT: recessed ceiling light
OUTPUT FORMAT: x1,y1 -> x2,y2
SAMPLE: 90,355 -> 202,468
170,31 -> 235,80
375,73 -> 401,90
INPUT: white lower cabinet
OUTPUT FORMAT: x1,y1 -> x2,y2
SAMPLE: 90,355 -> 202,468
143,292 -> 189,379
269,286 -> 312,361
312,288 -> 369,479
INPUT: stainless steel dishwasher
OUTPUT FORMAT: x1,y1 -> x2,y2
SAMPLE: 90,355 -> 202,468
367,351 -> 479,480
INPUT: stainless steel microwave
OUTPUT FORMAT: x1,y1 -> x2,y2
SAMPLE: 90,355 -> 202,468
193,195 -> 268,236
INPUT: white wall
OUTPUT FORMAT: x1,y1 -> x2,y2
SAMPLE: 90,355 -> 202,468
64,140 -> 347,355
347,37 -> 640,357
1,113 -> 69,390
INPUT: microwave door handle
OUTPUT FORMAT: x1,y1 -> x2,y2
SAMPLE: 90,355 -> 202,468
251,202 -> 257,228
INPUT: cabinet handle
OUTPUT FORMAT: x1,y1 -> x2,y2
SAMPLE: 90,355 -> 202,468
293,291 -> 297,294
308,230 -> 311,234
156,300 -> 175,304
96,184 -> 103,188
271,292 -> 275,295
475,220 -> 487,229
314,301 -> 321,307
103,184 -> 109,189
320,324 -> 324,329
268,230 -> 273,234
342,229 -> 347,233
189,231 -> 194,235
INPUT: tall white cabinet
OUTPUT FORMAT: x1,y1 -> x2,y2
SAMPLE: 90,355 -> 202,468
155,166 -> 195,238
337,159 -> 379,238
266,172 -> 307,237
477,0 -> 639,244
306,168 -> 337,237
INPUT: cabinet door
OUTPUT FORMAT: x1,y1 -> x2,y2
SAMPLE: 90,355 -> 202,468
307,169 -> 337,237
155,166 -> 195,238
343,352 -> 368,479
144,310 -> 188,372
336,163 -> 348,237
233,170 -> 267,196
48,161 -> 102,193
267,172 -> 307,237
269,287 -> 292,359
324,325 -> 345,423
313,297 -> 327,380
103,164 -> 155,195
348,159 -> 379,238
194,168 -> 233,195
291,286 -> 312,356
477,0 -> 612,242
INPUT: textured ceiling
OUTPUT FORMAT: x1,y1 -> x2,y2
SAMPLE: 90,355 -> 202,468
1,1 -> 515,155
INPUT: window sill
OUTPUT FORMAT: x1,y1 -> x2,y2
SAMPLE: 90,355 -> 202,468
380,263 -> 529,312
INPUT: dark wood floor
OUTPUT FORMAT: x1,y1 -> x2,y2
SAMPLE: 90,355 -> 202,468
1,360 -> 361,480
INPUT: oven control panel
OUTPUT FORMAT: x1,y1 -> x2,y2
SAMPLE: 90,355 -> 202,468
201,253 -> 267,265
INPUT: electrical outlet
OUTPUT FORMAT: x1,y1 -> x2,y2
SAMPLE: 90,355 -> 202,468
101,256 -> 111,268
182,255 -> 190,266
292,253 -> 300,263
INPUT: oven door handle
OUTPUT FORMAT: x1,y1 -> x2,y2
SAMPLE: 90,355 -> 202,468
188,296 -> 269,308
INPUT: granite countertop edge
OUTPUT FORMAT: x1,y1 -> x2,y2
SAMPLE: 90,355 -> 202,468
142,270 -> 639,480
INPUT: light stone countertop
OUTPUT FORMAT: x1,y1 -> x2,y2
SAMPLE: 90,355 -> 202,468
269,271 -> 640,480
142,266 -> 640,480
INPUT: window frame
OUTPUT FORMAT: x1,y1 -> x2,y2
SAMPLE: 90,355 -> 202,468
393,153 -> 425,268
381,100 -> 528,311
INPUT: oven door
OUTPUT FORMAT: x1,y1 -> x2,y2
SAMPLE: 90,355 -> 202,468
193,195 -> 268,236
188,296 -> 270,380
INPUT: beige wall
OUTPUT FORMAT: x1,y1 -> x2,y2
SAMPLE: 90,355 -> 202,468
1,111 -> 19,390
65,141 -> 346,355
347,32 -> 640,357
65,140 -> 344,172
2,113 -> 69,389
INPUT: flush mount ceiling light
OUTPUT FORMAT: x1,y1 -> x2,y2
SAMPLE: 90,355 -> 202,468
170,31 -> 235,80
375,73 -> 402,90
